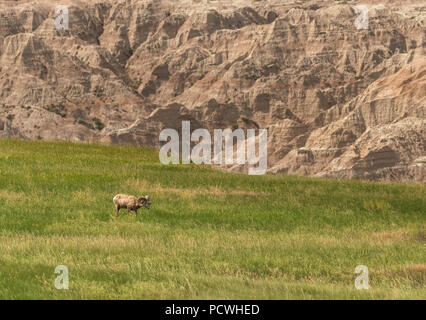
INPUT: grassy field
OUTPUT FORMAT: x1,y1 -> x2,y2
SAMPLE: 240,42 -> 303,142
0,139 -> 424,299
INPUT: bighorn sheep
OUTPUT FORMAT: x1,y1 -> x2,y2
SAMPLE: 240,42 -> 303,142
113,194 -> 150,214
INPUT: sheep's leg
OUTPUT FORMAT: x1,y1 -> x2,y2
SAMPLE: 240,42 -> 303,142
115,205 -> 120,214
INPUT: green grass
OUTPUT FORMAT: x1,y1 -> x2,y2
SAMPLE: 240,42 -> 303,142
0,139 -> 424,299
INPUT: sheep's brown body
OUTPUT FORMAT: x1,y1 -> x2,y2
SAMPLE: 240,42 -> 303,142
113,194 -> 150,214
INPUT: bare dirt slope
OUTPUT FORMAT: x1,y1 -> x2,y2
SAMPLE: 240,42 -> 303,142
0,0 -> 425,182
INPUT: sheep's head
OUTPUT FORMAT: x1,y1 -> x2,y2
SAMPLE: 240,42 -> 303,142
138,195 -> 150,209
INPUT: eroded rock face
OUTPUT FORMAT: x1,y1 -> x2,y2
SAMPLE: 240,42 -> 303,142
0,0 -> 424,182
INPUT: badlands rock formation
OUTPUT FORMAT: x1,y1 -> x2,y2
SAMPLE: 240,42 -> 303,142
0,0 -> 425,182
